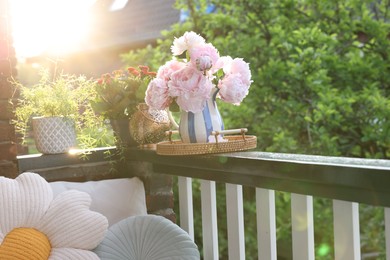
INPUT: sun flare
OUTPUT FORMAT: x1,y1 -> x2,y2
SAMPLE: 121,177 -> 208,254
10,0 -> 96,58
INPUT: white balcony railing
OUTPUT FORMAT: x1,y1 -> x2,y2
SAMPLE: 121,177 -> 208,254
128,150 -> 390,260
18,148 -> 390,259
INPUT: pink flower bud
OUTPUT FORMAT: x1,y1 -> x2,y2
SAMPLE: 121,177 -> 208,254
196,56 -> 213,71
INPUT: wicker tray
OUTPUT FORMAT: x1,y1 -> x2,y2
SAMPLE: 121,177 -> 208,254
156,134 -> 257,156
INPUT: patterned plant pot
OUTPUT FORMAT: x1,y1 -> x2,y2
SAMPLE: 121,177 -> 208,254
32,116 -> 77,154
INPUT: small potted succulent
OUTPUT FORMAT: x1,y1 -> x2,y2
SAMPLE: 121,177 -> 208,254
12,68 -> 108,154
92,66 -> 171,146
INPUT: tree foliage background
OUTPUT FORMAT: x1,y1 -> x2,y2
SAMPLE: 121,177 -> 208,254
121,0 -> 389,258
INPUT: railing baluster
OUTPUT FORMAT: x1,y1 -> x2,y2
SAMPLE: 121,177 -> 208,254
291,193 -> 315,260
178,176 -> 194,241
333,200 -> 361,260
226,183 -> 245,260
201,180 -> 219,260
385,207 -> 390,260
256,188 -> 277,260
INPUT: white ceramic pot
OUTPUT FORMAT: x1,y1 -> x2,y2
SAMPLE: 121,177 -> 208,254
32,116 -> 77,154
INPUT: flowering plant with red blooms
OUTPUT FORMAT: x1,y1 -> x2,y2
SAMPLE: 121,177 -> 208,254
92,66 -> 156,119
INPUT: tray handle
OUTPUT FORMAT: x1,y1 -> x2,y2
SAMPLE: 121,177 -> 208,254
165,128 -> 248,143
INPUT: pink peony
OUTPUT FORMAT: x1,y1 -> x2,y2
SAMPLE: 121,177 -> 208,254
196,56 -> 213,71
156,60 -> 186,82
213,56 -> 233,72
168,65 -> 213,112
223,58 -> 252,85
190,43 -> 220,71
195,56 -> 213,71
176,92 -> 211,113
171,31 -> 206,56
145,78 -> 172,110
218,73 -> 250,105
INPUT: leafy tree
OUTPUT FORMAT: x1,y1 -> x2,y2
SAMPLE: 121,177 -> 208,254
123,0 -> 389,158
122,0 -> 389,258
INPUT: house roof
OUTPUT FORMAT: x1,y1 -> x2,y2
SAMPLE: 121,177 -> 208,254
25,0 -> 180,76
85,0 -> 180,51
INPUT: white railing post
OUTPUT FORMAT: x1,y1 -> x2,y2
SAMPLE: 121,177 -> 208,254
178,176 -> 194,240
256,188 -> 277,260
385,207 -> 390,260
226,183 -> 245,260
291,193 -> 315,260
333,200 -> 360,260
201,180 -> 219,260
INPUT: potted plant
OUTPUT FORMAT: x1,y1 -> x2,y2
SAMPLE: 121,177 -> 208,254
92,66 -> 171,146
12,68 -> 109,154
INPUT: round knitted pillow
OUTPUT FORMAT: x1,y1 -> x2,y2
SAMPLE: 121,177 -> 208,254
94,215 -> 200,260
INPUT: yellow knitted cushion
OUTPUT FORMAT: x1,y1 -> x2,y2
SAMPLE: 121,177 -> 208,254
0,227 -> 51,260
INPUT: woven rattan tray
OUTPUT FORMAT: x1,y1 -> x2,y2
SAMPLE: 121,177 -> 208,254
156,134 -> 257,156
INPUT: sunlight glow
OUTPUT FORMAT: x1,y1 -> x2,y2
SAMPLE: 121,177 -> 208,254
10,0 -> 96,58
110,0 -> 128,11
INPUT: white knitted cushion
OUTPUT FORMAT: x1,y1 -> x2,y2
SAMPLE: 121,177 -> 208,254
50,177 -> 147,226
94,215 -> 200,260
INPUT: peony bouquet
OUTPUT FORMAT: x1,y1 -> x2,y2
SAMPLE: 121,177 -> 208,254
145,31 -> 252,113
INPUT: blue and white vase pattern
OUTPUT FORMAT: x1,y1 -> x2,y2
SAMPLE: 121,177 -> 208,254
179,88 -> 224,143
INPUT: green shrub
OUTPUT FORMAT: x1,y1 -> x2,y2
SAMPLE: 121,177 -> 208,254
123,0 -> 389,258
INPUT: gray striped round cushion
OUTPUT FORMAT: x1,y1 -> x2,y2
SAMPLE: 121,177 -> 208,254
94,215 -> 200,260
